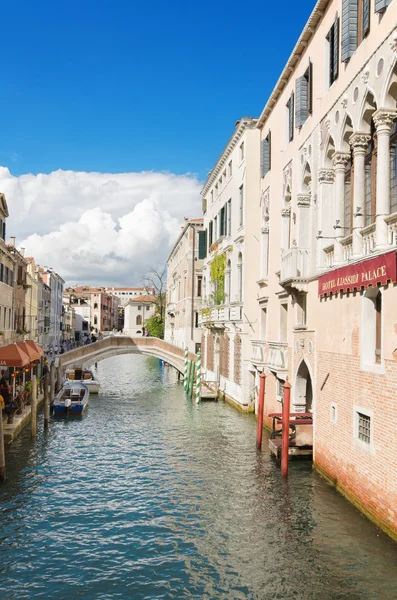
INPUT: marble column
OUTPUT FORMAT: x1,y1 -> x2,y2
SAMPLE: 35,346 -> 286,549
373,109 -> 397,249
332,153 -> 350,264
317,168 -> 335,269
349,132 -> 371,256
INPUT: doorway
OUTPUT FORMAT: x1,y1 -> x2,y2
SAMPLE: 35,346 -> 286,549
295,360 -> 313,412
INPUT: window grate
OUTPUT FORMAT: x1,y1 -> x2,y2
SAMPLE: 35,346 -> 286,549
358,412 -> 371,444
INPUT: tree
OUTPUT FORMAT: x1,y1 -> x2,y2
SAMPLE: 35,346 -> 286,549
143,267 -> 166,322
144,315 -> 164,339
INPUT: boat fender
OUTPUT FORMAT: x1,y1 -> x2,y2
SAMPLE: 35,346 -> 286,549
64,398 -> 72,409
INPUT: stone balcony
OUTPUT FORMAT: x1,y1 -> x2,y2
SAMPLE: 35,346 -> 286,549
199,306 -> 230,327
280,248 -> 310,288
251,340 -> 267,367
250,339 -> 288,376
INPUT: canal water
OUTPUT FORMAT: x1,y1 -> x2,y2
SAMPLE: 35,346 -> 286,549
1,356 -> 397,599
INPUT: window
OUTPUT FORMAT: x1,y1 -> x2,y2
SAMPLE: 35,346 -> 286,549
225,260 -> 231,303
295,62 -> 313,128
341,0 -> 370,62
240,142 -> 244,161
276,378 -> 285,399
295,293 -> 307,328
227,199 -> 232,235
136,315 -> 142,326
330,402 -> 338,425
287,94 -> 294,142
364,120 -> 377,227
146,305 -> 151,311
358,412 -> 371,443
261,306 -> 267,340
198,230 -> 207,259
261,132 -> 271,176
195,312 -> 199,328
211,190 -> 214,204
219,205 -> 226,237
344,153 -> 353,234
197,276 -> 202,297
209,221 -> 213,247
94,315 -> 98,325
239,185 -> 244,227
228,161 -> 232,177
326,16 -> 339,86
138,305 -> 142,310
362,288 -> 383,371
94,302 -> 98,309
214,216 -> 218,240
280,302 -> 288,342
237,253 -> 243,303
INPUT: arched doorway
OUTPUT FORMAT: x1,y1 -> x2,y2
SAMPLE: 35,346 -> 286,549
295,360 -> 313,412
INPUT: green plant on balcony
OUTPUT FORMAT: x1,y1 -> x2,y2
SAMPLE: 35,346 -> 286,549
201,306 -> 212,319
210,252 -> 226,308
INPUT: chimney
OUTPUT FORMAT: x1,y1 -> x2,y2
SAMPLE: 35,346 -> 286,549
20,247 -> 25,257
9,236 -> 15,247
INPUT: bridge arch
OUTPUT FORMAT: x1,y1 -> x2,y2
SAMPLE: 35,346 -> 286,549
59,336 -> 196,375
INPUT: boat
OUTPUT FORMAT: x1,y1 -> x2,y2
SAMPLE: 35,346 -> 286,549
53,383 -> 89,415
65,366 -> 100,394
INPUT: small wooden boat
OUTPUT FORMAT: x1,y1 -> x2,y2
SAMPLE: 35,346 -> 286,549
53,383 -> 89,415
65,367 -> 100,394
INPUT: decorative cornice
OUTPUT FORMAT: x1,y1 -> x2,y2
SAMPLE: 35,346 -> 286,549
332,152 -> 350,169
373,109 -> 397,134
297,194 -> 311,207
349,132 -> 371,153
318,168 -> 335,183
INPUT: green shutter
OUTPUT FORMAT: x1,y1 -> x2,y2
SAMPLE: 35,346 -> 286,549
288,94 -> 294,141
341,0 -> 357,62
363,0 -> 370,37
261,136 -> 271,177
375,0 -> 391,11
198,230 -> 207,259
295,75 -> 308,128
333,17 -> 339,81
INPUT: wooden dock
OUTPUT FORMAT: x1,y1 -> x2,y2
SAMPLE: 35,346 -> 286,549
269,438 -> 313,459
201,383 -> 218,401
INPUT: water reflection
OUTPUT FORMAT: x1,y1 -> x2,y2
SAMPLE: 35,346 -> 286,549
0,354 -> 396,599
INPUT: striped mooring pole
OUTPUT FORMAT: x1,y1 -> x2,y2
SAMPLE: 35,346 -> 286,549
195,351 -> 201,404
183,347 -> 188,392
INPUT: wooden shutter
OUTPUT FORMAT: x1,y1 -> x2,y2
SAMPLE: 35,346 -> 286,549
198,230 -> 207,259
0,263 -> 3,283
375,0 -> 390,11
288,94 -> 294,141
209,221 -> 213,246
363,0 -> 370,37
333,17 -> 339,81
341,0 -> 357,62
295,76 -> 308,128
261,136 -> 271,177
2,221 -> 5,241
307,62 -> 313,115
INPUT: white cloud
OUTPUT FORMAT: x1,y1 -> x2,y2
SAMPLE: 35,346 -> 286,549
0,167 -> 202,285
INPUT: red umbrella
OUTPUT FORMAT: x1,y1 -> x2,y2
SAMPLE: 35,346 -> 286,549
24,340 -> 44,358
18,342 -> 41,363
0,344 -> 30,367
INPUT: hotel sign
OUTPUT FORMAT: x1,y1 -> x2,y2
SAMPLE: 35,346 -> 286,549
318,251 -> 397,297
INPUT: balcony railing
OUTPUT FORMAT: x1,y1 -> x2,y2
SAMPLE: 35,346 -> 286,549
268,341 -> 288,372
280,248 -> 309,284
361,223 -> 376,256
341,235 -> 353,261
199,306 -> 230,326
251,340 -> 267,366
229,305 -> 242,321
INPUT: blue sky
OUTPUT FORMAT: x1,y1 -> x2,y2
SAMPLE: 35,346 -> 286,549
2,0 -> 316,181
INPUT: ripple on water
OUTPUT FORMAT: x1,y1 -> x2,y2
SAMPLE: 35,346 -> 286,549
0,355 -> 397,599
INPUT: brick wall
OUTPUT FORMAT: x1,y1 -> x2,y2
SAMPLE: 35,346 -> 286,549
315,350 -> 397,540
220,334 -> 229,378
234,334 -> 241,385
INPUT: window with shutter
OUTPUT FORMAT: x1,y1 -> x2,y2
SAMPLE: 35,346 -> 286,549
362,0 -> 370,38
375,0 -> 390,12
261,134 -> 271,177
198,230 -> 207,259
287,94 -> 294,142
327,16 -> 339,87
209,221 -> 213,247
295,76 -> 308,128
341,0 -> 358,62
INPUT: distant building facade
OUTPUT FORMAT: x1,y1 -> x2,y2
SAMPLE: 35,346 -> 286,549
165,218 -> 204,353
124,295 -> 156,336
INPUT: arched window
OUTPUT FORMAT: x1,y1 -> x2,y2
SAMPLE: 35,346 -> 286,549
237,253 -> 243,303
136,315 -> 142,326
364,119 -> 377,227
94,315 -> 98,325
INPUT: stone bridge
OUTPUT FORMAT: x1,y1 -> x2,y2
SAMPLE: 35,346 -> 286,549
58,336 -> 197,374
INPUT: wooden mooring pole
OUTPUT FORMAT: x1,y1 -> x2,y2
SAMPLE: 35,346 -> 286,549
44,373 -> 50,428
281,381 -> 292,478
50,363 -> 56,406
256,372 -> 267,450
31,375 -> 37,438
0,405 -> 5,480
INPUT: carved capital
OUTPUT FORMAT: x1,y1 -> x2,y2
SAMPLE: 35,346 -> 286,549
297,194 -> 311,207
332,152 -> 350,169
373,109 -> 397,135
281,208 -> 291,218
318,168 -> 335,184
349,132 -> 371,154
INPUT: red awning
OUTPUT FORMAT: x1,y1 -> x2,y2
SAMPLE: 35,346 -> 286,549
24,340 -> 44,359
0,344 -> 31,367
17,342 -> 41,363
